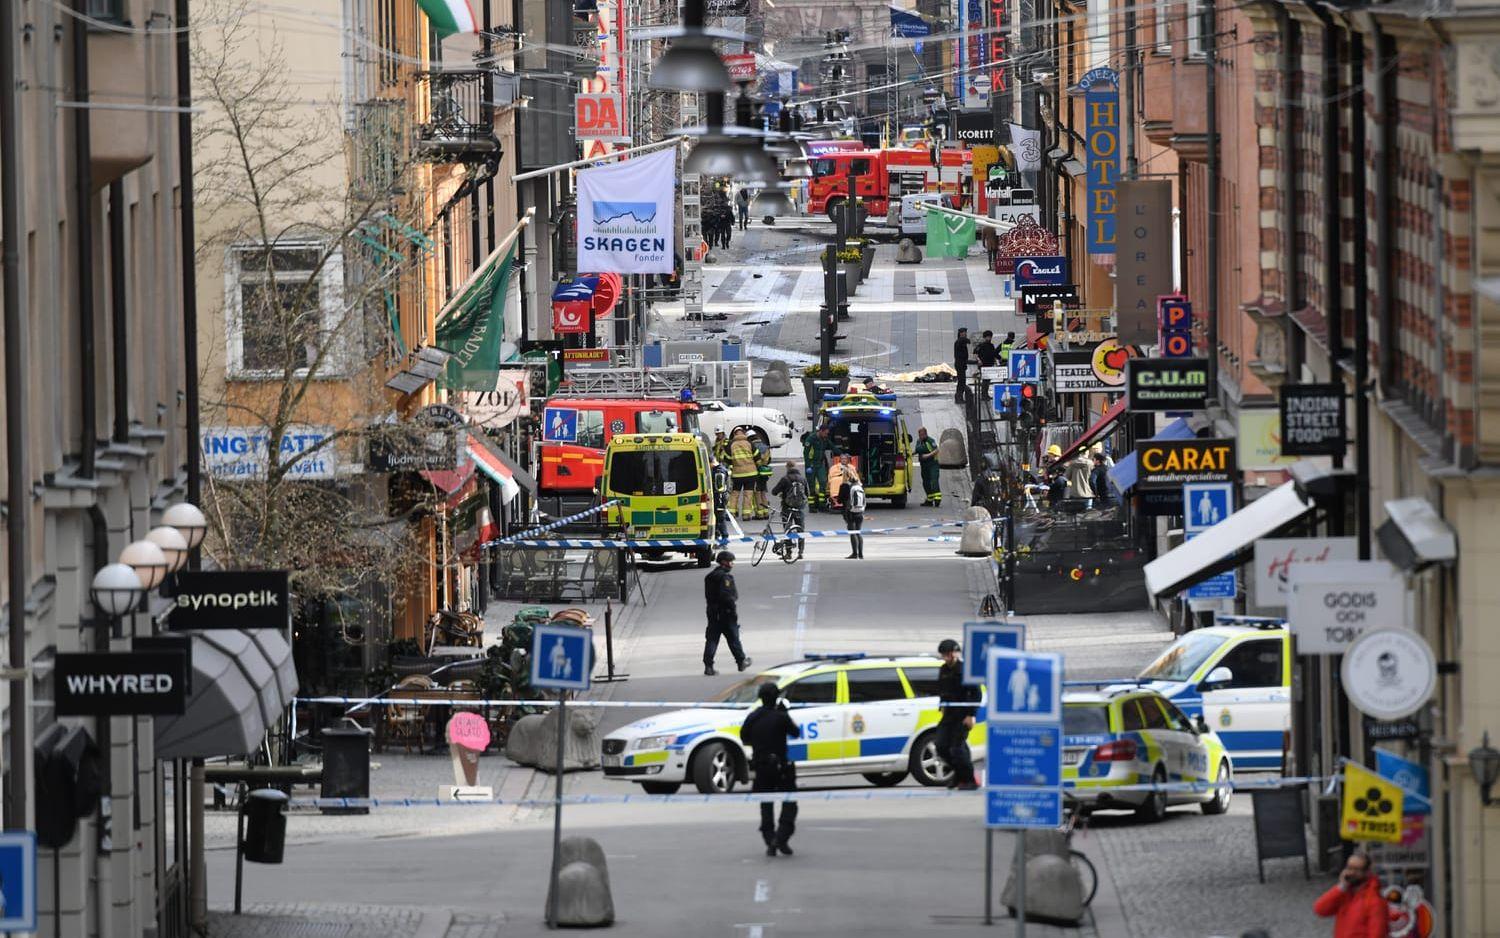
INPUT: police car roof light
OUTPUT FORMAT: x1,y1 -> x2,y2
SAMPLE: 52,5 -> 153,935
802,652 -> 868,661
1214,615 -> 1287,630
1062,678 -> 1150,688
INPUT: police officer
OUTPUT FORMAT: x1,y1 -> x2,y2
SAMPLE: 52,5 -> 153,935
913,427 -> 941,507
741,681 -> 801,856
704,551 -> 752,676
936,639 -> 980,789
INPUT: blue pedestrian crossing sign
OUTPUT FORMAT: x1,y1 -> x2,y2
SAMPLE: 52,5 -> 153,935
1008,350 -> 1041,383
986,649 -> 1062,725
992,383 -> 1024,414
0,832 -> 37,932
531,624 -> 593,692
986,788 -> 1063,830
543,407 -> 579,443
1182,482 -> 1233,532
962,621 -> 1025,686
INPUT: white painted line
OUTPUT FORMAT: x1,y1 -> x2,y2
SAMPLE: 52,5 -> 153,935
791,563 -> 815,658
754,879 -> 771,903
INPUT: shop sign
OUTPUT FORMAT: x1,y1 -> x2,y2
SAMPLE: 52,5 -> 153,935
1238,410 -> 1301,471
1114,180 -> 1172,344
1079,67 -> 1119,254
574,93 -> 627,143
1251,536 -> 1358,608
1287,560 -> 1407,655
1019,284 -> 1078,318
367,427 -> 462,472
457,371 -> 530,431
989,0 -> 1009,118
202,425 -> 338,480
1369,815 -> 1431,871
1133,438 -> 1236,492
55,651 -> 189,716
1014,255 -> 1067,286
958,0 -> 989,108
1051,350 -> 1109,392
955,111 -> 996,146
167,570 -> 290,631
723,54 -> 756,82
563,347 -> 612,364
1126,357 -> 1209,411
1279,383 -> 1346,457
1090,339 -> 1133,386
1342,627 -> 1435,721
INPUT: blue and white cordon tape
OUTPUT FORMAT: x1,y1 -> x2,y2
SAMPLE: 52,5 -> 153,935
482,517 -> 1009,551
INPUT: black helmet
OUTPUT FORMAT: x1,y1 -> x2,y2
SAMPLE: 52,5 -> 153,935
937,638 -> 960,654
716,550 -> 736,564
758,682 -> 779,705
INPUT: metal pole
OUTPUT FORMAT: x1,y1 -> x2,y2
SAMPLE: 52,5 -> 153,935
1016,830 -> 1027,937
1121,2 -> 1136,180
71,0 -> 97,480
177,0 -> 202,512
234,802 -> 246,914
109,182 -> 129,443
547,696 -> 566,927
1203,0 -> 1219,404
820,249 -> 834,375
983,829 -> 993,925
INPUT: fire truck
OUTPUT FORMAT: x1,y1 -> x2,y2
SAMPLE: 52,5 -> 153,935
806,147 -> 974,222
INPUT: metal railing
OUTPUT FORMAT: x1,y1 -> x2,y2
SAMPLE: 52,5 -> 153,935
416,70 -> 499,161
351,99 -> 410,199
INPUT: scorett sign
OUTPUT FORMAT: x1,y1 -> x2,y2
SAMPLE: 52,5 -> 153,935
55,651 -> 188,716
168,570 -> 290,631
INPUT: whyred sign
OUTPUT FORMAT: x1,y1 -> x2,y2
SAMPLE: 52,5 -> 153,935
575,93 -> 626,142
724,54 -> 756,82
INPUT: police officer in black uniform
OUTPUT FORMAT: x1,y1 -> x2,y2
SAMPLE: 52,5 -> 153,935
704,551 -> 752,676
936,638 -> 980,789
741,681 -> 801,856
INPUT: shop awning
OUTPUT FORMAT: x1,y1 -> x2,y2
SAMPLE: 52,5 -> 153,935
1053,398 -> 1127,465
466,432 -> 527,504
420,459 -> 477,495
1106,417 -> 1195,494
1143,481 -> 1316,597
155,629 -> 298,759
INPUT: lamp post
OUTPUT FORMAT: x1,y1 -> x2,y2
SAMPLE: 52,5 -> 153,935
1472,731 -> 1500,807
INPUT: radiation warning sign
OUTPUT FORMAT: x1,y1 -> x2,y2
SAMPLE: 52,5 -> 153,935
1341,762 -> 1405,843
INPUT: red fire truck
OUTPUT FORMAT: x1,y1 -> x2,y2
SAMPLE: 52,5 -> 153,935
536,397 -> 701,503
806,147 -> 973,221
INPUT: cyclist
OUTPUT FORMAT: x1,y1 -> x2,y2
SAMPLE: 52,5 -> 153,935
770,461 -> 808,560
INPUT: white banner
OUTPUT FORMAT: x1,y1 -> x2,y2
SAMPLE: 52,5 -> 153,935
1008,123 -> 1043,172
576,148 -> 676,274
1287,560 -> 1407,655
202,425 -> 339,479
457,371 -> 530,431
1251,536 -> 1357,608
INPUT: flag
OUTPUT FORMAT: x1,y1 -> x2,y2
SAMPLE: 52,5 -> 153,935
416,0 -> 478,37
925,209 -> 950,258
435,245 -> 515,390
943,213 -> 977,257
576,148 -> 677,274
1008,123 -> 1043,173
1341,762 -> 1404,843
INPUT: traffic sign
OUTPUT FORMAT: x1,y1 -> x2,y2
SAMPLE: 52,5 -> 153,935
992,383 -> 1024,414
0,832 -> 37,932
1008,349 -> 1041,383
985,788 -> 1063,829
986,648 -> 1062,725
962,621 -> 1025,686
985,723 -> 1061,787
543,407 -> 578,442
531,624 -> 593,692
1183,482 -> 1233,532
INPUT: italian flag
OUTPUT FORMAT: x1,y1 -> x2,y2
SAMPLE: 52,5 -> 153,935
417,0 -> 479,37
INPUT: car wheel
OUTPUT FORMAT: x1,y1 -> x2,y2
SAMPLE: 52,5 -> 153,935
640,781 -> 681,795
1135,765 -> 1168,823
891,493 -> 907,509
1202,760 -> 1232,815
695,547 -> 713,568
736,425 -> 770,449
908,731 -> 953,787
691,742 -> 737,794
863,771 -> 908,787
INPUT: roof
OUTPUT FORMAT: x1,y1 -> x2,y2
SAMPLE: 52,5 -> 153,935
543,397 -> 686,408
606,432 -> 701,447
1177,624 -> 1287,640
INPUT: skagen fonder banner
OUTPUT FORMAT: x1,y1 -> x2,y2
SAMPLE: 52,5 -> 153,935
576,147 -> 676,274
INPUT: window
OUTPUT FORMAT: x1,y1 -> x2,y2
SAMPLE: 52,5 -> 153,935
850,159 -> 872,176
718,675 -> 774,703
1120,700 -> 1147,731
605,450 -> 701,497
1204,639 -> 1283,690
1139,631 -> 1227,682
86,0 -> 123,22
636,410 -> 680,433
1064,706 -> 1111,736
1185,0 -> 1208,56
1138,697 -> 1170,730
810,159 -> 836,177
902,666 -> 942,698
1160,700 -> 1195,733
846,668 -> 909,703
576,410 -> 605,448
1153,0 -> 1170,52
226,242 -> 345,379
783,671 -> 838,705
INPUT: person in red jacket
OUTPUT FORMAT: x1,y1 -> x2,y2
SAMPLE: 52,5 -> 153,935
1313,850 -> 1389,938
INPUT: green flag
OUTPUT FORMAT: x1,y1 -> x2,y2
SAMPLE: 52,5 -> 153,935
925,210 -> 950,258
435,246 -> 515,390
943,213 -> 976,257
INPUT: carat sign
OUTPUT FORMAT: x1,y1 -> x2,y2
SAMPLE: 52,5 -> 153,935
576,147 -> 676,274
1287,560 -> 1408,655
575,93 -> 627,142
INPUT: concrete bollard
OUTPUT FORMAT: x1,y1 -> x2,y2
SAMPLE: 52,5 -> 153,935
895,238 -> 923,264
760,367 -> 793,397
936,434 -> 967,469
546,836 -> 615,927
957,507 -> 993,557
1001,830 -> 1084,925
505,707 -> 601,771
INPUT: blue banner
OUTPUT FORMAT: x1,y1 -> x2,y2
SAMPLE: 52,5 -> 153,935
1079,67 -> 1119,254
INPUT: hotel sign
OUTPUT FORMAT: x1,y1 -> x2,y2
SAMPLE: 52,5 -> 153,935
1079,67 -> 1119,255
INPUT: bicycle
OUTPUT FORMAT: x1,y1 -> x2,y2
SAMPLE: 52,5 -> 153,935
750,515 -> 802,566
1063,808 -> 1099,907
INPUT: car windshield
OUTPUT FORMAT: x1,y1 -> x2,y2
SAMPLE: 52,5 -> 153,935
1063,705 -> 1110,736
810,158 -> 836,177
635,410 -> 679,433
717,675 -> 777,704
1138,631 -> 1229,682
607,450 -> 701,497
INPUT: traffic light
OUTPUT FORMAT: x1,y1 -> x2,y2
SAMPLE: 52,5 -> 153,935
1019,384 -> 1043,431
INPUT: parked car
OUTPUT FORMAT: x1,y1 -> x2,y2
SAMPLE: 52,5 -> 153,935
693,399 -> 795,448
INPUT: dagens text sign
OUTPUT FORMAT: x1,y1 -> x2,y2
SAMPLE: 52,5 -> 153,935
576,147 -> 676,274
168,570 -> 290,631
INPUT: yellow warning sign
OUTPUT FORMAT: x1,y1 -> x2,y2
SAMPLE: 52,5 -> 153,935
1341,762 -> 1404,843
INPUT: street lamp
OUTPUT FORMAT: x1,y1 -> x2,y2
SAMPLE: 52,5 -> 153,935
90,563 -> 145,619
145,525 -> 189,574
648,0 -> 731,93
1471,731 -> 1500,806
119,539 -> 168,592
162,501 -> 207,550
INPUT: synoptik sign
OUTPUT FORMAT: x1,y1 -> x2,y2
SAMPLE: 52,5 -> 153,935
167,570 -> 290,631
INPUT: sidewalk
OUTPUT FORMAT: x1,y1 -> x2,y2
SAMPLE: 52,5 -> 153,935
207,904 -> 503,938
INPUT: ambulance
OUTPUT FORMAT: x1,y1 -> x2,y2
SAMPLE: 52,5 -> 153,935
814,392 -> 915,507
599,432 -> 715,566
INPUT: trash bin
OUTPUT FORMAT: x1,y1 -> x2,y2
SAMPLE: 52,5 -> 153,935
241,789 -> 288,864
320,724 -> 374,815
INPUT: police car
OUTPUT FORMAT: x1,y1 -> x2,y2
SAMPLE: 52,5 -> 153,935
1134,623 -> 1291,771
1063,686 -> 1234,821
600,654 -> 988,794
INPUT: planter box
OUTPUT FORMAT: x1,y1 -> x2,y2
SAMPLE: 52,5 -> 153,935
842,262 -> 862,291
859,247 -> 875,278
802,373 -> 850,415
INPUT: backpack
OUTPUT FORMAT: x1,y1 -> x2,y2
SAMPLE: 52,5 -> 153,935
784,477 -> 807,508
848,481 -> 867,513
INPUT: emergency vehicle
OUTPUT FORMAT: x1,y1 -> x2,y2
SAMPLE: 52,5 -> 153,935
599,432 -> 715,566
1062,685 -> 1235,820
814,392 -> 914,507
601,654 -> 988,794
806,147 -> 973,222
536,397 -> 699,500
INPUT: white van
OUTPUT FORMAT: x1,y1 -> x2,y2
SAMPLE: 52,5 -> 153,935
900,193 -> 947,241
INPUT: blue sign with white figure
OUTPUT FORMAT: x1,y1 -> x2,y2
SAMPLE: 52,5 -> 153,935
993,383 -> 1025,414
1182,482 -> 1233,532
986,788 -> 1063,829
986,723 -> 1062,787
543,407 -> 579,443
1008,350 -> 1041,383
962,621 -> 1026,686
986,649 -> 1062,725
531,624 -> 593,692
0,832 -> 37,932
1183,530 -> 1237,600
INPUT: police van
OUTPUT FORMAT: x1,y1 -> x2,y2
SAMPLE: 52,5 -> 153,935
601,654 -> 988,794
1134,624 -> 1291,771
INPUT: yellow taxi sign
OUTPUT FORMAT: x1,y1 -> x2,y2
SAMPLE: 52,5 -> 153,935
1341,762 -> 1404,843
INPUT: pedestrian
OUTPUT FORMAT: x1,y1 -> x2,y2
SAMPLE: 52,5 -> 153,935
728,429 -> 759,519
1090,450 -> 1112,506
741,681 -> 800,856
1063,449 -> 1094,506
703,551 -> 752,676
737,187 -> 751,230
752,433 -> 773,519
973,330 -> 999,368
711,457 -> 731,541
1312,849 -> 1389,937
935,639 -> 980,789
713,428 -> 731,466
801,426 -> 832,511
770,461 -> 808,559
827,452 -> 853,511
953,327 -> 972,403
999,331 -> 1016,361
914,427 -> 942,507
839,467 -> 866,559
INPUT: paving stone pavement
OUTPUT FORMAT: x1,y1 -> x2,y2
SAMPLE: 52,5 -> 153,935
206,904 -> 505,938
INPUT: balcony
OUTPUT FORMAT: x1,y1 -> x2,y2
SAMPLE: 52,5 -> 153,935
416,70 -> 500,163
351,99 -> 411,199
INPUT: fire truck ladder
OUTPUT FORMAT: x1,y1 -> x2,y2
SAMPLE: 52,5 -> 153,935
550,366 -> 695,398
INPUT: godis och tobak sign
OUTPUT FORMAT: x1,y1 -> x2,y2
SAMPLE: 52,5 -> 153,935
1078,67 -> 1119,255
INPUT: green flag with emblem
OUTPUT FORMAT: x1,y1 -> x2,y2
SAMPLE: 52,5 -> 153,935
435,244 -> 515,390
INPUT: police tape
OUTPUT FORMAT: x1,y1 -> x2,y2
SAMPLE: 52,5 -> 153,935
278,774 -> 1335,811
490,501 -> 620,546
481,517 -> 1011,551
297,695 -> 981,711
